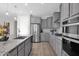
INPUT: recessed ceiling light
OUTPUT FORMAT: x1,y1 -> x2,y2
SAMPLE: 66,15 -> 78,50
25,3 -> 28,6
5,11 -> 9,15
14,5 -> 17,8
14,17 -> 17,20
41,3 -> 44,4
30,10 -> 33,14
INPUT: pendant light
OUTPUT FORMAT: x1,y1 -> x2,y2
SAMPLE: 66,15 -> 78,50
5,4 -> 9,16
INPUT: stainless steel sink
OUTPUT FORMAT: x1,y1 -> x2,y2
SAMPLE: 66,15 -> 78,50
14,36 -> 26,39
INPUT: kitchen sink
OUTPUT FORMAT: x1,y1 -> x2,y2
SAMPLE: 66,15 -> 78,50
14,36 -> 26,39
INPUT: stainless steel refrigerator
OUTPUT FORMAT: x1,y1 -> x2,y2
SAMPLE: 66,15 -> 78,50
31,24 -> 40,43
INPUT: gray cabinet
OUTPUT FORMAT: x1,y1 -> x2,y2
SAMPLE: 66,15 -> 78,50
18,43 -> 25,56
18,48 -> 25,56
50,34 -> 56,53
55,37 -> 62,56
18,43 -> 24,51
45,33 -> 50,42
25,38 -> 32,56
7,36 -> 32,56
7,48 -> 17,56
41,33 -> 49,42
47,17 -> 52,29
52,35 -> 56,52
53,12 -> 60,29
30,15 -> 41,23
41,33 -> 45,42
70,3 -> 79,16
49,34 -> 62,56
41,17 -> 53,29
61,3 -> 70,20
41,19 -> 47,29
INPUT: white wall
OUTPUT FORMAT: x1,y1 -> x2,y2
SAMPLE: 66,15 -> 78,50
17,15 -> 30,36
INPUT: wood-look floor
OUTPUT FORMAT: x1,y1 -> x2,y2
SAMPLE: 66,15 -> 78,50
32,42 -> 56,56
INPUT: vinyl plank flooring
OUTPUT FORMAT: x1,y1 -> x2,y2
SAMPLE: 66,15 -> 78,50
32,42 -> 56,56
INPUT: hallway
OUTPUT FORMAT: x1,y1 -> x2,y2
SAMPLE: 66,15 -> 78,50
32,42 -> 56,56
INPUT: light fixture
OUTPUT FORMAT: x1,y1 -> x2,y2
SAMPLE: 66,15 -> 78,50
5,11 -> 9,15
25,3 -> 28,6
14,16 -> 17,20
5,4 -> 9,16
30,10 -> 32,14
41,3 -> 44,5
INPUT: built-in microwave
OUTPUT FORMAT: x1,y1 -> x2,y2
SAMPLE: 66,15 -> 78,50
62,37 -> 79,56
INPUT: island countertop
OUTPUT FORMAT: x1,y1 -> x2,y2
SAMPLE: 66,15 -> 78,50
0,35 -> 32,56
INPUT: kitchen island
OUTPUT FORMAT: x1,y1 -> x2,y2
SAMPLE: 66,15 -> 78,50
0,35 -> 33,56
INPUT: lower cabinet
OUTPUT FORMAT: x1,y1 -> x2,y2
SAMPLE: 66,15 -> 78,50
7,48 -> 17,56
49,34 -> 62,56
50,34 -> 56,53
18,48 -> 25,56
7,36 -> 32,56
25,38 -> 32,56
41,33 -> 50,42
55,37 -> 62,56
18,42 -> 25,56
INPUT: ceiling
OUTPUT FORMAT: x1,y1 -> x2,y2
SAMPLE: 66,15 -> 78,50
0,3 -> 60,18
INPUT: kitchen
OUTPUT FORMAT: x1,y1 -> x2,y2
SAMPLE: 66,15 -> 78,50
0,3 -> 79,56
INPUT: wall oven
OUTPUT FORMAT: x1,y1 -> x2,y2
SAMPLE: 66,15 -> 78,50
62,37 -> 79,56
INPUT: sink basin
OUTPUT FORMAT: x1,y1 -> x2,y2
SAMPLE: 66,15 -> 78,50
14,36 -> 26,39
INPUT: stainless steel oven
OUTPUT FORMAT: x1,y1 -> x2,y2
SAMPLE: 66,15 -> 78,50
62,37 -> 79,56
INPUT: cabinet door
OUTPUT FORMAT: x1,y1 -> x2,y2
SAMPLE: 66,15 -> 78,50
70,3 -> 79,16
42,19 -> 47,29
45,33 -> 50,42
25,38 -> 32,56
50,35 -> 55,49
61,3 -> 70,20
47,17 -> 52,29
51,35 -> 56,52
41,33 -> 49,42
55,37 -> 62,56
7,48 -> 17,56
30,16 -> 41,23
18,48 -> 25,56
18,43 -> 24,51
41,33 -> 45,42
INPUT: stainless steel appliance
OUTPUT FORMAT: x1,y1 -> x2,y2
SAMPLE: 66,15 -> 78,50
62,37 -> 79,56
31,24 -> 40,43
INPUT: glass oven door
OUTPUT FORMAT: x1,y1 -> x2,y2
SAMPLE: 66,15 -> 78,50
62,37 -> 79,56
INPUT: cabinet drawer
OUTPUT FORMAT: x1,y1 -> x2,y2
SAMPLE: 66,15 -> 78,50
18,48 -> 25,56
18,43 -> 24,51
25,39 -> 30,45
8,48 -> 17,56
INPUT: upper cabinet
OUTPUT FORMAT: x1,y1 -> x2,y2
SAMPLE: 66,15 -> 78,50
53,12 -> 60,29
70,3 -> 79,16
41,19 -> 47,29
61,3 -> 70,20
41,16 -> 53,29
30,15 -> 41,24
47,17 -> 53,29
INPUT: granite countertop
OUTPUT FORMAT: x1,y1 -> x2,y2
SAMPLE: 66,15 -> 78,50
0,35 -> 32,56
